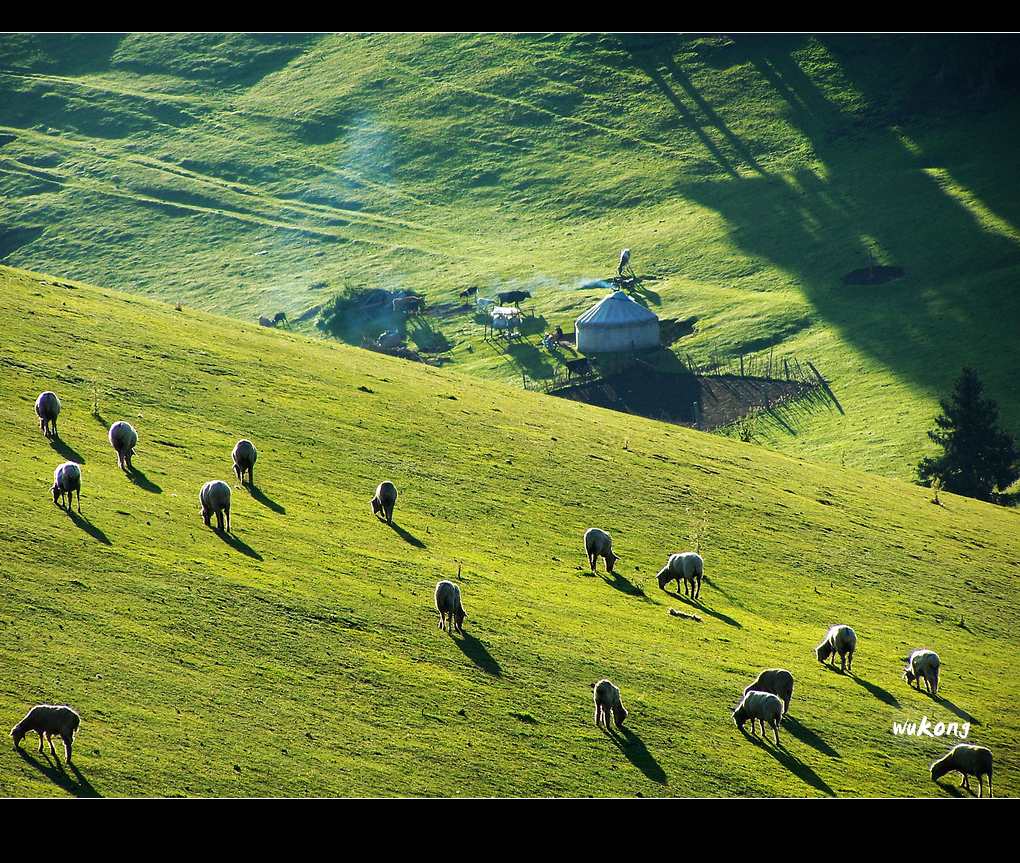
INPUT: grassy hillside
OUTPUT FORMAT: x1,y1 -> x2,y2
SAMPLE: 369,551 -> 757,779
1,34 -> 1019,481
1,264 -> 1017,797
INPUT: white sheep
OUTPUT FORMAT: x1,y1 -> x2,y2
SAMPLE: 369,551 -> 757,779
930,743 -> 993,797
592,679 -> 628,730
815,624 -> 856,673
108,420 -> 138,471
743,669 -> 795,715
656,551 -> 704,599
583,527 -> 619,574
733,690 -> 783,746
200,480 -> 231,532
371,481 -> 398,524
11,704 -> 80,763
51,462 -> 81,513
435,579 -> 466,635
232,439 -> 258,486
35,391 -> 61,438
904,648 -> 940,696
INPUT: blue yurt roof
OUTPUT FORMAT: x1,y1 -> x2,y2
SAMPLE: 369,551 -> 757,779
575,290 -> 658,327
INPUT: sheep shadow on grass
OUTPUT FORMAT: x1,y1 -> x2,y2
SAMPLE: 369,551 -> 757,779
49,435 -> 86,465
248,484 -> 285,514
933,694 -> 980,726
452,632 -> 502,677
784,715 -> 840,759
68,510 -> 111,545
126,466 -> 162,494
599,569 -> 648,600
215,528 -> 262,561
742,730 -> 836,797
665,590 -> 741,628
846,672 -> 900,708
16,748 -> 102,798
607,727 -> 667,785
387,521 -> 426,549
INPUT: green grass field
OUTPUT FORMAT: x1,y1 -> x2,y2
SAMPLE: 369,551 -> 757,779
1,264 -> 1017,797
2,34 -> 1019,481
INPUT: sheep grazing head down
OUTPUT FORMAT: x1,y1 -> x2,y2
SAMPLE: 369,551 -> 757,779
605,550 -> 619,573
371,497 -> 383,516
903,666 -> 917,685
453,605 -> 466,635
655,567 -> 671,589
732,703 -> 749,730
50,482 -> 61,505
815,641 -> 834,664
10,722 -> 26,747
611,702 -> 628,729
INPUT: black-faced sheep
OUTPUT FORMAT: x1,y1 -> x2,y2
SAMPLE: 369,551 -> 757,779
592,679 -> 627,730
656,552 -> 704,599
816,624 -> 856,673
35,391 -> 61,438
435,580 -> 465,635
11,704 -> 80,763
904,648 -> 941,696
200,480 -> 231,532
232,439 -> 257,486
931,744 -> 992,797
583,527 -> 619,574
52,462 -> 81,513
733,690 -> 783,746
372,481 -> 398,524
744,669 -> 795,715
108,420 -> 138,471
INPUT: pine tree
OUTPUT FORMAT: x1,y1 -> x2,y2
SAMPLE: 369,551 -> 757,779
917,368 -> 1019,503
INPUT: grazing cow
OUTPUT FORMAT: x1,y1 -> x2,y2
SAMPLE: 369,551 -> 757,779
497,289 -> 531,307
459,286 -> 478,299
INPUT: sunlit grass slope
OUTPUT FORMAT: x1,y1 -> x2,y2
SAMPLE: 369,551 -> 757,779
0,264 -> 1017,797
1,34 -> 1019,479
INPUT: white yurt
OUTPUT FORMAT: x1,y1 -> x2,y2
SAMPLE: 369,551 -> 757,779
574,290 -> 659,354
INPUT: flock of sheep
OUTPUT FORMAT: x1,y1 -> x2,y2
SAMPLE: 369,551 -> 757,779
14,389 -> 995,797
581,528 -> 993,797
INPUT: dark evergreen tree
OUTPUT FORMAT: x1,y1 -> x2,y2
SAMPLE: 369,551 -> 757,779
918,368 -> 1019,503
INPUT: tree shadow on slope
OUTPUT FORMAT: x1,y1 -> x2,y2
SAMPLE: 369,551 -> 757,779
743,729 -> 836,796
68,510 -> 111,545
625,36 -> 1020,421
16,748 -> 102,798
784,715 -> 841,758
452,632 -> 502,677
126,465 -> 162,494
607,726 -> 667,785
49,435 -> 86,465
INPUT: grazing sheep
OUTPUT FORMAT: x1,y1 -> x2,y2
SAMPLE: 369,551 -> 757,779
51,462 -> 81,513
815,624 -> 856,673
656,552 -> 704,599
108,421 -> 138,471
371,481 -> 398,524
232,439 -> 257,486
434,579 -> 465,635
733,690 -> 783,746
11,704 -> 80,763
583,527 -> 619,574
592,679 -> 627,730
199,480 -> 231,532
931,744 -> 993,797
35,391 -> 61,438
744,669 -> 795,715
904,649 -> 941,696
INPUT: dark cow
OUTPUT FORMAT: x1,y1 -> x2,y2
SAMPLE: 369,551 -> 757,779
566,357 -> 592,378
393,295 -> 425,315
497,289 -> 532,307
459,286 -> 478,299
